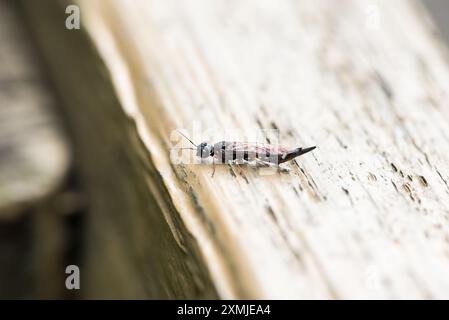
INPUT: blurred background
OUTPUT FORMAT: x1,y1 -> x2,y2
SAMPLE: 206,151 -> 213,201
0,0 -> 448,299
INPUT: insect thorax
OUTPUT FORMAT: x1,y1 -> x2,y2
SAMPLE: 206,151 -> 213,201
197,142 -> 214,158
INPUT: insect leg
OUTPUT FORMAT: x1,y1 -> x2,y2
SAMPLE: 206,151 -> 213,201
235,161 -> 244,177
254,159 -> 272,168
226,160 -> 239,178
211,157 -> 216,178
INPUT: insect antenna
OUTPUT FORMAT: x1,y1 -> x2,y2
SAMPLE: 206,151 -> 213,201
176,130 -> 198,147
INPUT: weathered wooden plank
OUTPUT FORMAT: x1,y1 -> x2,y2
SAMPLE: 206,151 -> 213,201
20,0 -> 219,299
22,0 -> 449,298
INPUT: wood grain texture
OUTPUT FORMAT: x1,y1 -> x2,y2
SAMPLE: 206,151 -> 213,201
20,0 -> 219,299
25,0 -> 449,298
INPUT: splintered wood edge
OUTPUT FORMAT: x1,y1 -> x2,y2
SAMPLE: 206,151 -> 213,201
77,1 -> 242,298
77,0 -> 449,298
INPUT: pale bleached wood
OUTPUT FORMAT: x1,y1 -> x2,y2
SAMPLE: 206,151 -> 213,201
26,0 -> 449,298
78,0 -> 449,299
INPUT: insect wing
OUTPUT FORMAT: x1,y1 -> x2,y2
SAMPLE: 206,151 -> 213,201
224,142 -> 288,163
226,142 -> 287,154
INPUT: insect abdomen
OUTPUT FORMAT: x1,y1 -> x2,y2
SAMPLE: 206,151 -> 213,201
278,146 -> 316,164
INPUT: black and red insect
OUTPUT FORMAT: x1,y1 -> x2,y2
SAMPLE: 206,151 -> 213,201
176,131 -> 316,177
